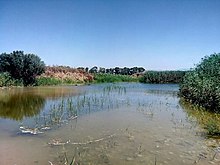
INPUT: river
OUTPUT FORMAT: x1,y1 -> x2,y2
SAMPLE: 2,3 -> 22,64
0,83 -> 219,165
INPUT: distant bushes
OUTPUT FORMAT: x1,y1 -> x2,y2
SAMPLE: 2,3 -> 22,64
180,53 -> 220,112
36,77 -> 62,86
89,66 -> 145,75
140,71 -> 186,84
36,77 -> 86,86
94,73 -> 138,83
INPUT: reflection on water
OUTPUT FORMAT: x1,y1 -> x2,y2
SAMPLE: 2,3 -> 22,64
0,93 -> 45,120
0,83 -> 220,165
0,86 -> 81,121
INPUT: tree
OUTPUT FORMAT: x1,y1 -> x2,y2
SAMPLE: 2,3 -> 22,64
0,51 -> 45,86
89,66 -> 98,73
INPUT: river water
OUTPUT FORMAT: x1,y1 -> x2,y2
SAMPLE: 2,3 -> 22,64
0,83 -> 219,165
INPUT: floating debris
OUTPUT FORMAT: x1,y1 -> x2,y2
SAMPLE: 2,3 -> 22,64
41,126 -> 51,130
19,126 -> 44,135
126,157 -> 133,161
48,138 -> 70,146
69,115 -> 78,120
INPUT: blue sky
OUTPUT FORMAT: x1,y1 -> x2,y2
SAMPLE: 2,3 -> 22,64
0,0 -> 220,70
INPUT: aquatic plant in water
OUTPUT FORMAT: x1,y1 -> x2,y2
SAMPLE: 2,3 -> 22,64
18,84 -> 129,135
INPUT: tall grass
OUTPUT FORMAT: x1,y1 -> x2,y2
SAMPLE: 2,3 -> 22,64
94,73 -> 138,83
36,77 -> 62,86
180,99 -> 220,135
36,77 -> 85,86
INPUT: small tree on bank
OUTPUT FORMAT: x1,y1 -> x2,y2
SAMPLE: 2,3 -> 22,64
180,53 -> 220,112
0,51 -> 45,86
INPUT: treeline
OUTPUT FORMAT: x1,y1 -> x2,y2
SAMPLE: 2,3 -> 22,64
180,53 -> 220,112
78,66 -> 145,75
140,70 -> 187,83
0,50 -> 188,87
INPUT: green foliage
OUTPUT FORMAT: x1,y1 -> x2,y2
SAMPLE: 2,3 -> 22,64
94,73 -> 138,83
0,51 -> 45,86
36,77 -> 62,86
23,53 -> 45,86
180,53 -> 220,112
63,78 -> 83,84
140,71 -> 186,84
0,72 -> 14,87
204,119 -> 220,135
180,99 -> 220,136
0,72 -> 22,87
36,77 -> 83,86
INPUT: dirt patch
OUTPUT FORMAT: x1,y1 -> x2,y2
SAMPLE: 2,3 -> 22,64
40,66 -> 94,83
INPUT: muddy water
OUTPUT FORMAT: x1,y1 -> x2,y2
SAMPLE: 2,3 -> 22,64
0,83 -> 220,165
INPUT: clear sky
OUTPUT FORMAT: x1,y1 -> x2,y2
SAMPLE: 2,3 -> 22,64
0,0 -> 220,70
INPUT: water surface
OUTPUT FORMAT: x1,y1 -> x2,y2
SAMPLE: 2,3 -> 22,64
0,83 -> 219,165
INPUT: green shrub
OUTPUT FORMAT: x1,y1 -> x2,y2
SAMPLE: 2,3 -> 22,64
36,77 -> 61,86
62,78 -> 83,84
0,72 -> 16,87
204,119 -> 220,135
180,53 -> 220,112
94,73 -> 138,83
140,71 -> 186,83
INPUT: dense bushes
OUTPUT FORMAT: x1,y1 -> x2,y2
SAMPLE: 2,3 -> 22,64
180,53 -> 220,112
94,73 -> 138,83
0,51 -> 45,86
140,71 -> 186,83
0,72 -> 15,87
0,72 -> 23,87
35,77 -> 62,86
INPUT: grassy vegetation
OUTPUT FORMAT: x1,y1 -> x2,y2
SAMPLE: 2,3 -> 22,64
180,53 -> 220,112
36,77 -> 89,86
0,72 -> 14,87
139,70 -> 186,84
180,99 -> 220,136
0,72 -> 22,87
36,77 -> 62,86
93,73 -> 139,83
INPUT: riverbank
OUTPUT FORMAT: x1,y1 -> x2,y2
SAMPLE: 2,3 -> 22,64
0,66 -> 142,87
